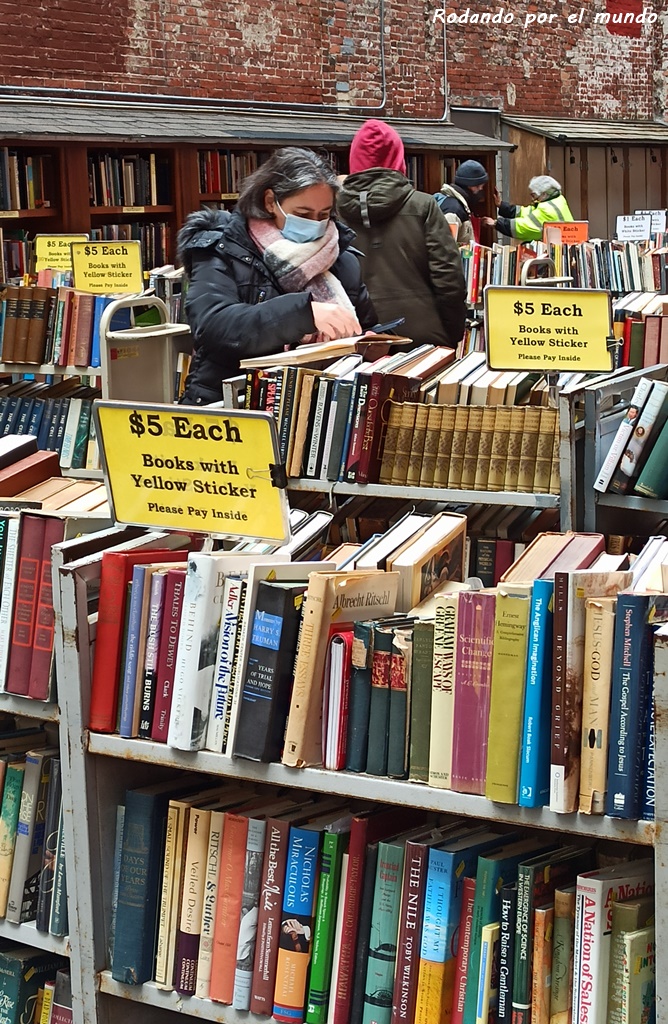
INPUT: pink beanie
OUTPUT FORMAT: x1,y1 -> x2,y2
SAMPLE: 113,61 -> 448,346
349,119 -> 406,175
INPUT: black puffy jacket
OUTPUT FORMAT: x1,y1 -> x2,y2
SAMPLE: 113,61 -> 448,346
177,209 -> 376,405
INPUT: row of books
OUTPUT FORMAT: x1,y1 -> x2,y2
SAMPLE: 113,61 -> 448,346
87,150 -> 171,208
1,229 -> 31,283
0,948 -> 71,1024
147,262 -> 186,323
88,219 -> 171,272
110,769 -> 656,1024
0,284 -> 110,367
0,149 -> 53,212
0,735 -> 68,937
198,149 -> 264,195
611,292 -> 668,369
0,383 -> 102,471
378,401 -> 559,493
594,372 -> 668,499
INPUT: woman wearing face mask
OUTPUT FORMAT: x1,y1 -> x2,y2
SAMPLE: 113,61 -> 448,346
177,147 -> 376,405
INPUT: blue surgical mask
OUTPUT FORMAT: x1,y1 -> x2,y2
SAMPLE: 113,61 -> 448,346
276,199 -> 329,243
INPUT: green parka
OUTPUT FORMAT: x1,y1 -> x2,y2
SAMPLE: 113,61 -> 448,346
337,169 -> 467,348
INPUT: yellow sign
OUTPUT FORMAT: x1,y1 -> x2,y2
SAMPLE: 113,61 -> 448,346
71,240 -> 143,295
93,401 -> 290,543
484,286 -> 612,372
34,234 -> 88,272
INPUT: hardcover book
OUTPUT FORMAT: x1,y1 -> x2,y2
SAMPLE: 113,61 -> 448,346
606,894 -> 654,1024
518,579 -> 554,808
620,924 -> 656,1024
451,589 -> 496,795
550,885 -> 576,1024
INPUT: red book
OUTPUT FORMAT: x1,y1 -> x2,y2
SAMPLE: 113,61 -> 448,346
57,289 -> 75,366
451,589 -> 497,795
5,514 -> 47,695
27,515 -> 66,699
209,813 -> 249,1003
0,451 -> 61,497
250,816 -> 292,1015
642,314 -> 662,366
493,538 -> 515,585
150,567 -> 187,742
73,293 -> 95,367
330,805 -> 425,1024
344,356 -> 392,483
88,548 -> 188,733
621,315 -> 636,368
451,876 -> 477,1024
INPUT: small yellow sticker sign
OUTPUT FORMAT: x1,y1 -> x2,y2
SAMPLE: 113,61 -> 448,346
94,401 -> 290,543
34,234 -> 88,272
485,286 -> 612,372
71,240 -> 143,295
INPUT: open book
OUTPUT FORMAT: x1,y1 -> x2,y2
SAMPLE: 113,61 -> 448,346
238,333 -> 412,369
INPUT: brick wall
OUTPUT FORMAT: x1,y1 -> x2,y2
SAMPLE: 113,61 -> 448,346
0,0 -> 665,119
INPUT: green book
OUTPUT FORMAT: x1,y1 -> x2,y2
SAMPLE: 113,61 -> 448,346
550,885 -> 576,1022
362,838 -> 407,1024
0,945 -> 68,1024
606,895 -> 654,1024
0,760 -> 26,918
387,625 -> 413,779
305,831 -> 347,1024
365,623 -> 395,776
408,620 -> 434,782
71,398 -> 93,470
634,416 -> 668,499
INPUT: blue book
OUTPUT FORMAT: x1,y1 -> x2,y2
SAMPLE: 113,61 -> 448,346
90,295 -> 109,368
0,395 -> 20,436
337,371 -> 361,481
44,398 -> 63,450
27,397 -> 45,440
36,397 -> 55,449
605,592 -> 653,819
641,674 -> 655,822
118,564 -> 148,738
0,299 -> 6,360
52,397 -> 71,455
517,579 -> 554,808
3,395 -> 24,436
324,379 -> 354,482
15,396 -> 35,435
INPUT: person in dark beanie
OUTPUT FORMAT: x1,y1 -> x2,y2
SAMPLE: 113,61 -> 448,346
338,119 -> 466,350
433,159 -> 491,245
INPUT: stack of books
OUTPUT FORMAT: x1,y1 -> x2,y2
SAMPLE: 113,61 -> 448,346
0,283 -> 110,367
0,148 -> 54,212
594,373 -> 668,500
611,292 -> 668,369
0,949 -> 70,1024
0,380 -> 102,471
197,149 -> 262,194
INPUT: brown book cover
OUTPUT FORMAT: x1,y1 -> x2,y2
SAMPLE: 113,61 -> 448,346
0,435 -> 38,470
387,511 -> 467,612
0,285 -> 21,363
24,287 -> 51,365
406,404 -> 429,487
500,532 -> 575,585
473,406 -> 497,490
532,407 -> 558,494
419,405 -> 444,488
73,293 -> 96,367
5,513 -> 47,695
390,403 -> 418,487
433,405 -> 456,487
503,406 -> 526,492
378,401 -> 403,485
0,451 -> 61,497
288,371 -> 319,478
446,405 -> 470,489
460,405 -> 484,489
548,413 -> 561,496
11,285 -> 34,363
487,406 -> 512,492
517,406 -> 542,493
62,291 -> 81,367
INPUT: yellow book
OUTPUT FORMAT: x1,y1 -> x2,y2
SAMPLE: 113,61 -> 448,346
414,959 -> 447,1024
476,921 -> 501,1024
460,405 -> 484,489
532,407 -> 558,493
485,584 -> 532,803
428,591 -> 460,790
578,596 -> 617,814
446,405 -> 470,489
473,406 -> 497,490
487,406 -> 512,492
390,403 -> 418,486
517,406 -> 542,493
379,401 -> 403,485
39,981 -> 55,1024
406,403 -> 430,486
503,406 -> 526,491
433,405 -> 457,487
531,905 -> 554,1024
419,405 -> 444,487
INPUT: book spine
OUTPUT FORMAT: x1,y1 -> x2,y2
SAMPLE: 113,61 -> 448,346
118,565 -> 147,739
428,595 -> 458,790
451,876 -> 477,1024
579,597 -> 617,814
326,381 -> 354,482
0,763 -> 26,916
390,402 -> 418,487
446,405 -> 470,489
511,866 -> 533,1024
48,802 -> 68,936
151,569 -> 186,743
89,556 -> 130,733
209,814 -> 249,1003
409,621 -> 433,783
173,806 -> 211,995
487,405 -> 512,491
344,374 -> 371,483
305,831 -> 344,1024
405,403 -> 429,487
273,826 -> 321,1023
356,370 -> 384,484
0,518 -> 19,690
531,906 -> 554,1024
306,377 -> 331,478
451,591 -> 496,795
390,840 -> 427,1024
593,376 -> 654,491
205,575 -> 242,752
250,818 -> 290,1015
330,818 -> 368,1024
345,622 -> 374,773
194,810 -> 223,999
5,514 -> 46,696
27,516 -> 64,700
137,571 -> 166,738
222,579 -> 247,753
549,571 -> 569,812
362,840 -> 405,1024
518,581 -> 554,809
497,883 -> 516,1024
154,801 -> 184,989
365,626 -> 393,777
609,380 -> 668,493
550,888 -> 575,1024
387,627 -> 412,779
349,842 -> 378,1024
6,752 -> 51,924
232,818 -> 267,1010
35,758 -> 61,933
378,402 -> 403,485
476,922 -> 500,1024
503,405 -> 525,491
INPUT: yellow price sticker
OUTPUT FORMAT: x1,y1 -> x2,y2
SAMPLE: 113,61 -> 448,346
71,240 -> 143,294
485,286 -> 613,372
34,233 -> 88,272
93,401 -> 290,543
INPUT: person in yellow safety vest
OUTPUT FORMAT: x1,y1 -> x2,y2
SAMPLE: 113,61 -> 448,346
482,175 -> 574,241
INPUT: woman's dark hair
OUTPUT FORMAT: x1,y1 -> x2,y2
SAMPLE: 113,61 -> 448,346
236,147 -> 339,220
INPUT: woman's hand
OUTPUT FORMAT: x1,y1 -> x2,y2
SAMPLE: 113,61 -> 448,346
311,302 -> 362,341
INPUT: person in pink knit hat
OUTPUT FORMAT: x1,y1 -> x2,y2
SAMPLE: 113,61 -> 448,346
339,120 -> 466,349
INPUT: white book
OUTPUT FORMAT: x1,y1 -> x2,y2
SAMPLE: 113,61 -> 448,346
306,377 -> 331,478
205,575 -> 244,752
232,817 -> 267,1009
59,398 -> 82,469
572,859 -> 654,1024
0,517 -> 19,691
593,377 -> 654,491
6,747 -> 58,924
428,592 -> 460,790
195,809 -> 224,998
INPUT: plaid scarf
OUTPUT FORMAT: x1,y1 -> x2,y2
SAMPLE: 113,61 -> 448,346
247,217 -> 356,314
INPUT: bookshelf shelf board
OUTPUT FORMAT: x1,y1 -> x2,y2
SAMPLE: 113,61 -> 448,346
200,192 -> 240,201
0,918 -> 69,955
99,974 -> 270,1020
0,207 -> 57,220
287,479 -> 560,507
88,734 -> 654,846
0,364 -> 101,376
0,693 -> 59,722
89,205 -> 174,216
61,468 -> 104,481
596,492 -> 668,515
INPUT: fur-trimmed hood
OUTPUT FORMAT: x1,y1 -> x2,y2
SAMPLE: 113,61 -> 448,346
177,207 -> 231,275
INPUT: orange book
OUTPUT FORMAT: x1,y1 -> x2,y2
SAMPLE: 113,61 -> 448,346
208,813 -> 249,1003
